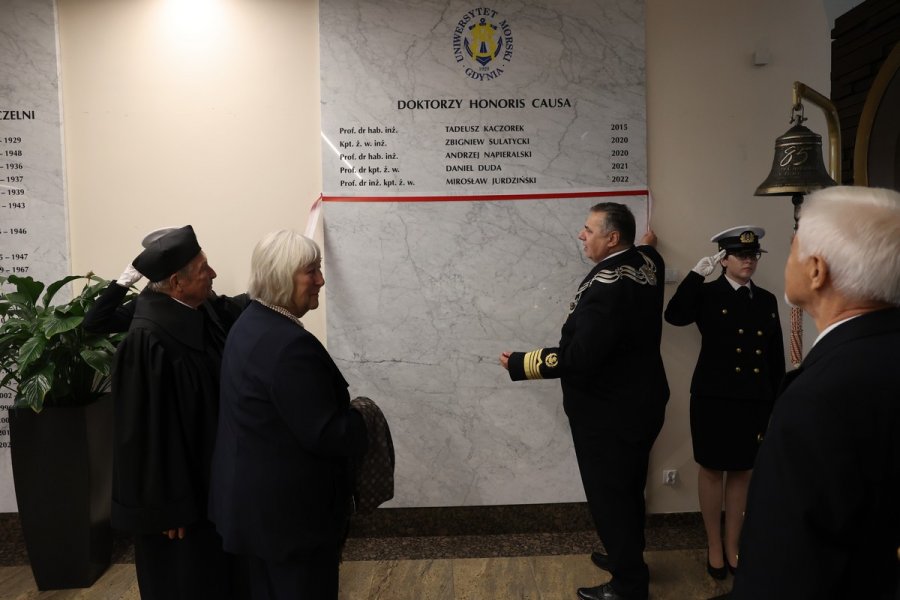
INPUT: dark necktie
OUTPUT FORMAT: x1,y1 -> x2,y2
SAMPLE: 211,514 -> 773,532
737,286 -> 751,301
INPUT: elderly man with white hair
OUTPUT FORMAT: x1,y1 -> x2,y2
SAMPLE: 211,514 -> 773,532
731,186 -> 900,600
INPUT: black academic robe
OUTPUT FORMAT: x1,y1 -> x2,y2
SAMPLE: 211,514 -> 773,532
732,308 -> 900,600
84,281 -> 248,335
111,290 -> 224,533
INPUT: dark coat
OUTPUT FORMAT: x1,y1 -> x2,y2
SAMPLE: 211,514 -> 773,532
209,302 -> 368,563
732,308 -> 900,600
507,245 -> 669,441
664,272 -> 784,401
111,290 -> 225,533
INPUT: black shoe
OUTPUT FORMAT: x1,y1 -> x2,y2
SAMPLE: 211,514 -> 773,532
725,550 -> 737,576
706,549 -> 727,580
590,551 -> 610,571
577,582 -> 638,600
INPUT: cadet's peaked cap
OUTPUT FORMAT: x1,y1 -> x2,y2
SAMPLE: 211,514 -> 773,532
133,225 -> 201,282
710,225 -> 767,253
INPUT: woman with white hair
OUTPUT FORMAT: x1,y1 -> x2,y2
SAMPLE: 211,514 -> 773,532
209,230 -> 368,600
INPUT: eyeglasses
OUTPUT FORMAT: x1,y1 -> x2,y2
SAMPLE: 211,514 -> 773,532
730,251 -> 762,261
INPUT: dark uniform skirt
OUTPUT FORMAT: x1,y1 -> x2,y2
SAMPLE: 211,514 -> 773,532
690,393 -> 768,471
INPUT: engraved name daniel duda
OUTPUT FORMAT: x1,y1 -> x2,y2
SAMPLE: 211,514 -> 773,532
451,8 -> 514,81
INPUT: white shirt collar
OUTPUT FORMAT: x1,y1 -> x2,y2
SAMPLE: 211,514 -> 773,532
601,247 -> 629,263
724,275 -> 752,295
811,314 -> 862,348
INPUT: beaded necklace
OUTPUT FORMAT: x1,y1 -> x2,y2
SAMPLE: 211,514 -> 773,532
256,299 -> 305,329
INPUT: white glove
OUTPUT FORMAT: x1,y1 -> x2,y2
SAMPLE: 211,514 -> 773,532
116,263 -> 143,288
691,250 -> 726,277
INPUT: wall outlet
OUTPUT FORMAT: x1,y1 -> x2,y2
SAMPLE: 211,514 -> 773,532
663,469 -> 678,486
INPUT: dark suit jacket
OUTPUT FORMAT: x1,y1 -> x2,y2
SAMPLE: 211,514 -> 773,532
209,301 -> 368,562
508,246 -> 669,441
664,272 -> 784,401
732,308 -> 900,600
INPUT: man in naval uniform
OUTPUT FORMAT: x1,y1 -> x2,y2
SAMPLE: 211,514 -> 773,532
500,202 -> 669,600
731,186 -> 900,600
110,225 -> 243,599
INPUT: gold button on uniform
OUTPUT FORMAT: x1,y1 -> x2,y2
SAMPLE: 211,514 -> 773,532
757,433 -> 764,443
735,367 -> 742,373
753,368 -> 760,374
757,330 -> 763,336
736,348 -> 742,354
738,329 -> 744,334
756,349 -> 762,355
722,308 -> 728,314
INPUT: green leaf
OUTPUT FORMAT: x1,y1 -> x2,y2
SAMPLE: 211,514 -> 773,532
80,276 -> 110,300
81,349 -> 112,377
17,334 -> 47,373
0,273 -> 126,409
16,364 -> 54,413
43,275 -> 83,307
43,311 -> 83,338
83,336 -> 117,353
7,275 -> 43,305
4,292 -> 38,314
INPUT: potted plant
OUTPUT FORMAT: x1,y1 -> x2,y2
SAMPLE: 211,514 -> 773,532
0,273 -> 131,590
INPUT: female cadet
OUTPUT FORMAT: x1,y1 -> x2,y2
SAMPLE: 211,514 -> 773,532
664,226 -> 785,579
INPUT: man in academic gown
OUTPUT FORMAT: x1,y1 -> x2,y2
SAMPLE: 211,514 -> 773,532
83,226 -> 247,335
731,186 -> 900,600
110,225 -> 242,599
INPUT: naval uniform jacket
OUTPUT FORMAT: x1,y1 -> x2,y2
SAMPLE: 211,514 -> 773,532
664,272 -> 784,402
507,245 -> 670,441
732,308 -> 900,600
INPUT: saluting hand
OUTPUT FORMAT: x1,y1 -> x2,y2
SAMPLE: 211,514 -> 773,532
116,263 -> 144,288
692,250 -> 726,277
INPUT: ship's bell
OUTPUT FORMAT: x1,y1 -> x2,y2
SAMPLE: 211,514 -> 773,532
755,120 -> 837,196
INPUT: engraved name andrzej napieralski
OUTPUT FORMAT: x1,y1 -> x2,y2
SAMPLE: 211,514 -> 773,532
452,7 -> 513,81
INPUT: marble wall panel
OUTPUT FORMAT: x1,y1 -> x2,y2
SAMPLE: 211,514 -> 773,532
320,0 -> 646,195
0,0 -> 69,513
324,195 -> 648,506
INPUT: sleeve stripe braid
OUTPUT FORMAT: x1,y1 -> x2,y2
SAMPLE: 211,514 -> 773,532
523,349 -> 544,380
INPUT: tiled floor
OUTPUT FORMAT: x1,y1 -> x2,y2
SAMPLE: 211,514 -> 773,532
0,549 -> 733,599
0,507 -> 730,599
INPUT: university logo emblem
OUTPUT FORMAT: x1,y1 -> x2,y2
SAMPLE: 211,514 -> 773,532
452,9 -> 513,81
467,18 -> 501,66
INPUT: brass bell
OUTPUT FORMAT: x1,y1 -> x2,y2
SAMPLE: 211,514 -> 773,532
755,110 -> 837,197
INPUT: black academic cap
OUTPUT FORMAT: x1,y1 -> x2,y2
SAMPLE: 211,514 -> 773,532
132,225 -> 201,282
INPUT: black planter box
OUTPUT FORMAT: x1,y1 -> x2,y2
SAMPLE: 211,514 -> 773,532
8,394 -> 113,590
